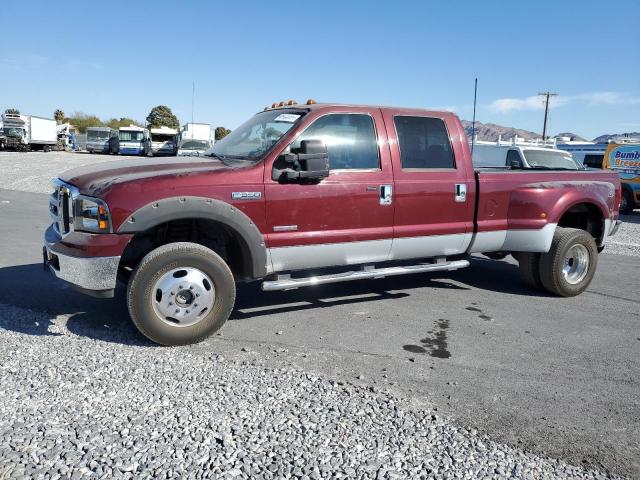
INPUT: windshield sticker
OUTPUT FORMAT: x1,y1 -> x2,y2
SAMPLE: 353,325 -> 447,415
274,113 -> 301,123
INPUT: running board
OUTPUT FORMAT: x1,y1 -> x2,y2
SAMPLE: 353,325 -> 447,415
261,259 -> 470,291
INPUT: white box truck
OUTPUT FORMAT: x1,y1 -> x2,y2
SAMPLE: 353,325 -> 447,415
1,113 -> 57,151
177,122 -> 212,156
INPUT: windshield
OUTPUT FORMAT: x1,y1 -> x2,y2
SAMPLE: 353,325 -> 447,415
151,134 -> 176,142
87,130 -> 110,141
523,149 -> 581,170
119,130 -> 145,142
180,140 -> 210,150
3,127 -> 25,138
205,109 -> 304,160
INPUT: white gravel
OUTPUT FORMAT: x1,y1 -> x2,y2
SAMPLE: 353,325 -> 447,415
0,150 -> 633,478
0,151 -> 141,195
0,303 -> 617,479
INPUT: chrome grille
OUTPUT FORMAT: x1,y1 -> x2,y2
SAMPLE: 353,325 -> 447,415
50,180 -> 77,237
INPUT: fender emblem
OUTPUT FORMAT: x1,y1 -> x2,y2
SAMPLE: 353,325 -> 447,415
232,192 -> 262,200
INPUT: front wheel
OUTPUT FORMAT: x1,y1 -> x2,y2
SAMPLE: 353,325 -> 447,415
539,228 -> 598,297
127,242 -> 236,346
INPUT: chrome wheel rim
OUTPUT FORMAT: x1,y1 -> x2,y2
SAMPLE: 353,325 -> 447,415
151,267 -> 215,327
562,244 -> 589,285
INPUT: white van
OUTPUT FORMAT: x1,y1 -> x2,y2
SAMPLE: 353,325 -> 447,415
472,143 -> 581,170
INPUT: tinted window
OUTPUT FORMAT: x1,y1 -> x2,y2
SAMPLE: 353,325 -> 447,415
394,116 -> 455,169
506,149 -> 522,167
583,154 -> 604,169
290,114 -> 379,170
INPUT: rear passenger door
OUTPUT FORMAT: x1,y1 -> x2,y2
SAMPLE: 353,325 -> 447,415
382,110 -> 475,259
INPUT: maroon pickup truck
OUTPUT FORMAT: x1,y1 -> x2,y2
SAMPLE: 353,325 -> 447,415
44,101 -> 622,345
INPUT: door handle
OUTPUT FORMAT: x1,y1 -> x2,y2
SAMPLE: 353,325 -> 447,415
380,184 -> 393,206
455,183 -> 467,202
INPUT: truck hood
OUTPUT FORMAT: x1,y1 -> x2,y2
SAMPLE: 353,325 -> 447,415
60,156 -> 231,197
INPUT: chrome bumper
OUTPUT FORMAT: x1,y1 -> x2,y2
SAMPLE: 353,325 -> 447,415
43,236 -> 120,297
610,219 -> 622,237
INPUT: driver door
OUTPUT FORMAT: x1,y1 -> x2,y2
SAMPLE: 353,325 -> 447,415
264,107 -> 394,272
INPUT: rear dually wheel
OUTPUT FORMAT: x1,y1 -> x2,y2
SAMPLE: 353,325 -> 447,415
538,227 -> 597,297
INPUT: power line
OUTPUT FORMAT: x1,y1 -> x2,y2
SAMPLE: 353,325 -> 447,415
538,91 -> 558,140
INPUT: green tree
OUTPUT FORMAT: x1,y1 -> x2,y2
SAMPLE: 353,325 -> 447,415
145,105 -> 179,130
54,109 -> 65,124
5,108 -> 20,115
105,117 -> 142,130
215,126 -> 231,141
62,112 -> 104,133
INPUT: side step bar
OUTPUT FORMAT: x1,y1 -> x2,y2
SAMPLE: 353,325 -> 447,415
261,259 -> 470,291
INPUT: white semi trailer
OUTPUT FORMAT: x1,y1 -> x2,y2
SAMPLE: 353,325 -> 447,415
177,122 -> 212,156
1,113 -> 57,151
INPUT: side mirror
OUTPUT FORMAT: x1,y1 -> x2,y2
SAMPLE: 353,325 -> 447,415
273,139 -> 330,182
509,159 -> 523,169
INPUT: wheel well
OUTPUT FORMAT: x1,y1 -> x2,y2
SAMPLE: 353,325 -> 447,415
119,218 -> 254,283
557,203 -> 604,244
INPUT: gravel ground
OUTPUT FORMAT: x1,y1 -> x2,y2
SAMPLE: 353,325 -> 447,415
0,151 -> 634,478
0,303 -> 617,479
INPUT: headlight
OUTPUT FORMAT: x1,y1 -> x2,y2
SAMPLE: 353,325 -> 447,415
74,196 -> 111,233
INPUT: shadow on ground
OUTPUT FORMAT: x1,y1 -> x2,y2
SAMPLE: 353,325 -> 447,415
0,257 -> 547,345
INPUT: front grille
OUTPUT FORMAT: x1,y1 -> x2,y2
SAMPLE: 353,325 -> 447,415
50,181 -> 75,237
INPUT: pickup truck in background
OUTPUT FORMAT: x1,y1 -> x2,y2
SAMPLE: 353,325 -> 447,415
44,101 -> 621,345
472,142 -> 582,170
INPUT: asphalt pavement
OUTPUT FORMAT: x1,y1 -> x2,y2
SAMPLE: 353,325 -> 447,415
0,154 -> 638,478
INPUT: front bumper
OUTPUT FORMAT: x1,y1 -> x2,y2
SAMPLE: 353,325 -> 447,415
610,219 -> 622,237
43,228 -> 121,298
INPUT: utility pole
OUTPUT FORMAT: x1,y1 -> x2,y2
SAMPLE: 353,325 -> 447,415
538,91 -> 558,140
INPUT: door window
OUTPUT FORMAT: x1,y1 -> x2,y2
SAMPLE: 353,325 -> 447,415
290,114 -> 379,170
394,116 -> 455,169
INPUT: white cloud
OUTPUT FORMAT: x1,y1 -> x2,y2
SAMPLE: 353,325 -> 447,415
489,91 -> 640,113
490,95 -> 547,113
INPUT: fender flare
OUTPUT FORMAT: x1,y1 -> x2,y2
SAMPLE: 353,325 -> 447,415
117,196 -> 267,279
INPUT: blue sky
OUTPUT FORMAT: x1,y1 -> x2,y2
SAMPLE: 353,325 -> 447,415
1,0 -> 639,139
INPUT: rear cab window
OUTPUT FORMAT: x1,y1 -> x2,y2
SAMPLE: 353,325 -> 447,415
583,154 -> 604,169
506,149 -> 522,167
394,116 -> 455,169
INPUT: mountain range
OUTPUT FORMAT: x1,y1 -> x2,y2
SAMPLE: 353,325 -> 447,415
460,119 -> 637,143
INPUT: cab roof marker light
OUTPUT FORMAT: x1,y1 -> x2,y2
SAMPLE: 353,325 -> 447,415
306,99 -> 317,105
287,100 -> 297,105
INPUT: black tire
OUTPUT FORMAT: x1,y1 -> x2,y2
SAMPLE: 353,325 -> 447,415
538,227 -> 597,297
518,252 -> 543,290
127,242 -> 236,346
620,189 -> 634,214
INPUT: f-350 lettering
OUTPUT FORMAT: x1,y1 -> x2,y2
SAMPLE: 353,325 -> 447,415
43,102 -> 622,345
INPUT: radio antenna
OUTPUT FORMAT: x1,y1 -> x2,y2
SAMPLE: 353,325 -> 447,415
471,78 -> 478,155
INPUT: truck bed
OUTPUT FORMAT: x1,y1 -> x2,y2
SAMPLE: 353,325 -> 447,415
470,168 -> 620,253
